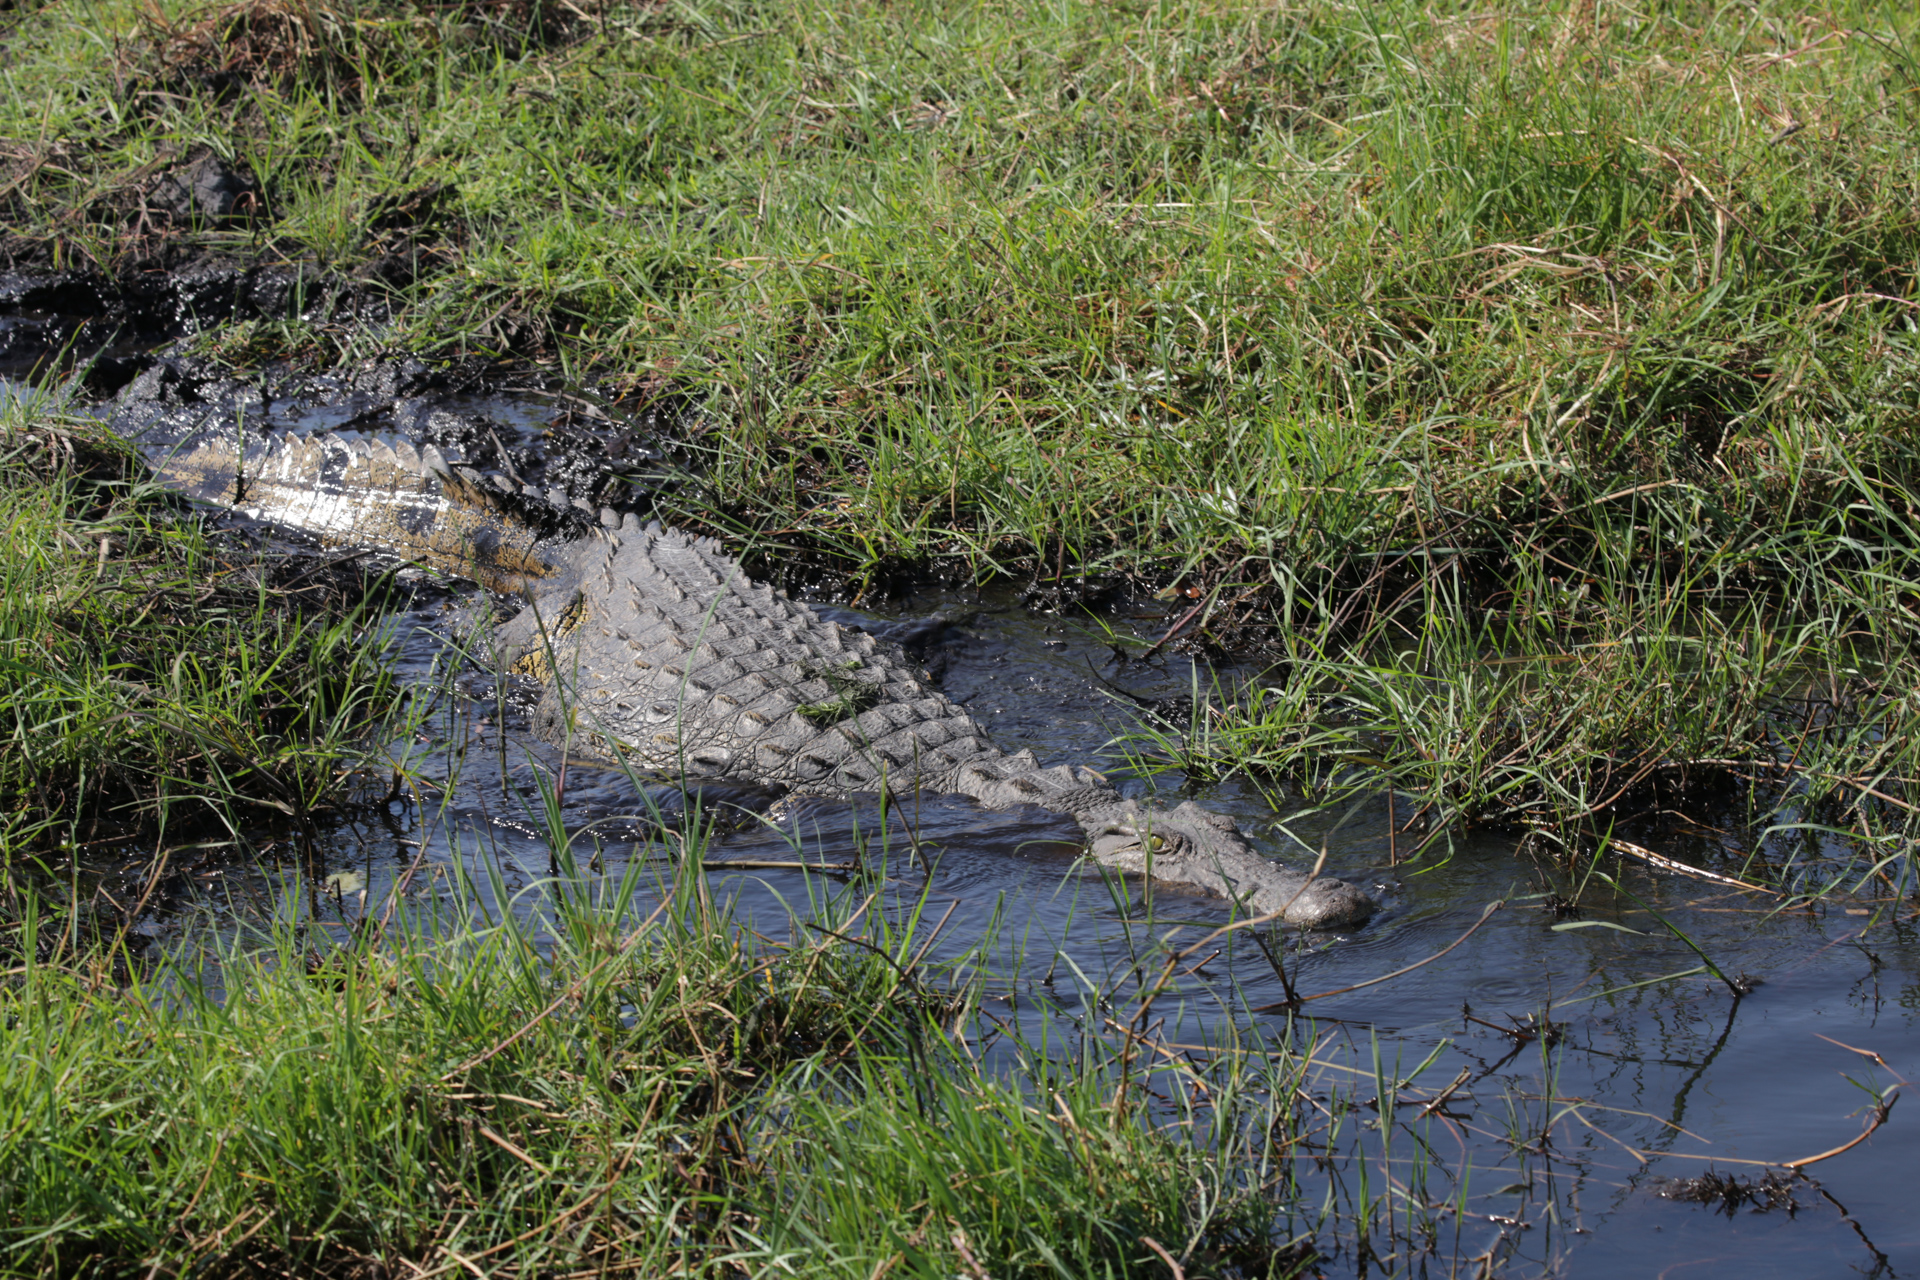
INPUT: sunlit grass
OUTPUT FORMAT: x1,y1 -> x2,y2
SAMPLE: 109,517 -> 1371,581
1,0 -> 1915,595
0,835 -> 1331,1279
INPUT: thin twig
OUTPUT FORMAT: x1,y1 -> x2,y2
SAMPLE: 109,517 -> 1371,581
1138,1236 -> 1187,1279
1782,1092 -> 1902,1170
476,1125 -> 553,1176
1609,838 -> 1778,895
703,858 -> 858,872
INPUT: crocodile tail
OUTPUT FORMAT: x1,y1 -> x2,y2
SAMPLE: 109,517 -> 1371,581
146,430 -> 609,593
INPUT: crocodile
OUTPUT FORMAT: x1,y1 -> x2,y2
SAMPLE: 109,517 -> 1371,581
141,416 -> 1377,929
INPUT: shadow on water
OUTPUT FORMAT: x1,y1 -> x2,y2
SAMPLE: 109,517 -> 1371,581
14,370 -> 1917,1278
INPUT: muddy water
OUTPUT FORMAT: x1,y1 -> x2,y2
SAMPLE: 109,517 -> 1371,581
25,371 -> 1920,1278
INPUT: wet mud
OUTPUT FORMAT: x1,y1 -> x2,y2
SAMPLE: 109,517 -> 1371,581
2,247 -> 347,385
0,146 -> 465,389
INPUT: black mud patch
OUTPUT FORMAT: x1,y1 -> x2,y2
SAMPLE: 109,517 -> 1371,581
0,239 -> 379,387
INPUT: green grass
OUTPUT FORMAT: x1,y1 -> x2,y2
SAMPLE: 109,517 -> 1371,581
0,398 -> 399,855
0,844 -> 1319,1279
1,0 -> 1915,591
1116,572 -> 1920,899
756,1052 -> 1297,1278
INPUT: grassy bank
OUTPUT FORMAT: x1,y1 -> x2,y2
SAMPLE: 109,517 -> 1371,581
1117,579 -> 1920,904
0,0 -> 1914,590
0,850 -> 1320,1279
0,398 -> 397,860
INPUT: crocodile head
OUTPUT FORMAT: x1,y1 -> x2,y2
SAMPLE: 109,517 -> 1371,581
1088,800 -> 1376,930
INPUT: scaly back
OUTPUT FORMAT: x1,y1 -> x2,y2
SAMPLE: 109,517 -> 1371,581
499,522 -> 1009,796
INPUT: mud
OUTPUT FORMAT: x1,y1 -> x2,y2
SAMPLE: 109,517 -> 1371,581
0,245 -> 352,386
0,142 -> 456,389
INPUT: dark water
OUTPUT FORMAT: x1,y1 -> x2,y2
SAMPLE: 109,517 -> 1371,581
137,581 -> 1920,1280
20,374 -> 1918,1278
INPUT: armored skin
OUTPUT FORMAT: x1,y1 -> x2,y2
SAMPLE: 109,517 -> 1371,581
145,424 -> 1377,929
